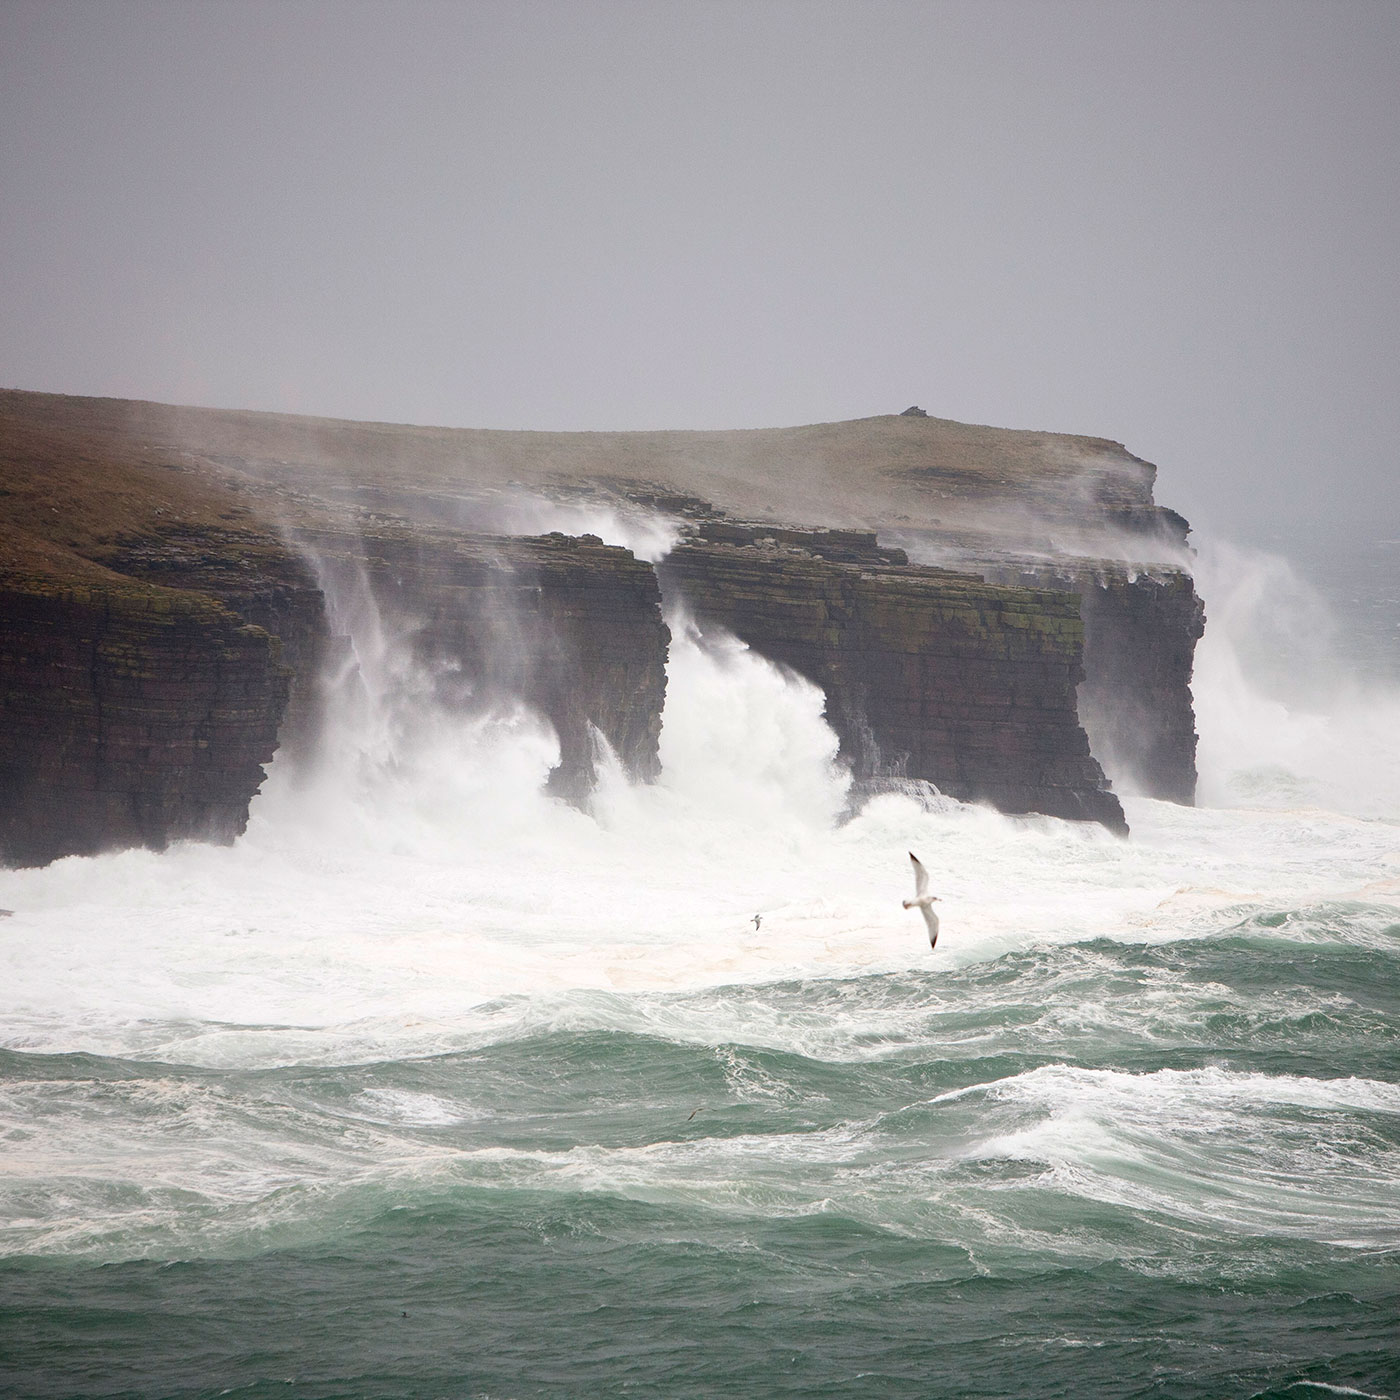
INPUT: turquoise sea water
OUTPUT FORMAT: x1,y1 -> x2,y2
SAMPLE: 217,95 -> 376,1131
2,543 -> 1397,1399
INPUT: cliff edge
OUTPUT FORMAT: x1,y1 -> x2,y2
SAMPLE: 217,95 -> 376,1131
0,389 -> 1204,864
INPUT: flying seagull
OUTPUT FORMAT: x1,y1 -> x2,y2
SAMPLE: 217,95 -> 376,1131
751,914 -> 762,931
903,852 -> 941,950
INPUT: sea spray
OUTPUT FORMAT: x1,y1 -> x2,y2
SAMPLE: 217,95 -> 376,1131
1,536 -> 1398,1398
427,488 -> 682,564
594,614 -> 851,834
259,539 -> 565,852
1193,537 -> 1400,815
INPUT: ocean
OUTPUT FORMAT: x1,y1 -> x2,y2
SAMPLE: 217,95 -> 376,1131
1,536 -> 1397,1400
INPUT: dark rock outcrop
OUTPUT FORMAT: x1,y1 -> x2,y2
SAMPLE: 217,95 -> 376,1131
295,525 -> 669,801
0,567 -> 290,866
1077,569 -> 1205,803
92,510 -> 672,800
95,525 -> 332,757
0,524 -> 671,865
662,526 -> 1126,832
937,549 -> 1206,802
0,388 -> 1207,862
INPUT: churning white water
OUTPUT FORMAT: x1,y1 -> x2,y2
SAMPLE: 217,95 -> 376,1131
2,532 -> 1399,1400
0,538 -> 1396,1083
1193,538 -> 1400,817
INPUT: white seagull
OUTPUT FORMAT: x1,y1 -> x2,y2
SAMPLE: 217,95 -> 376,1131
902,852 -> 941,950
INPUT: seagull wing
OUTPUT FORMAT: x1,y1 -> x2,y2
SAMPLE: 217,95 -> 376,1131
909,852 -> 930,898
918,902 -> 940,950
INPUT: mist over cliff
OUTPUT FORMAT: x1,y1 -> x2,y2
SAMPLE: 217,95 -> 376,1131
3,4 -> 1398,1394
0,388 -> 1215,862
2,394 -> 1399,1400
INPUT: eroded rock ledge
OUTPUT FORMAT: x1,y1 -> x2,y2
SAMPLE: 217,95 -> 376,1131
0,564 -> 290,866
663,526 -> 1126,832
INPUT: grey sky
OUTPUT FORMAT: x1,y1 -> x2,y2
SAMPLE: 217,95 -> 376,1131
2,0 -> 1397,546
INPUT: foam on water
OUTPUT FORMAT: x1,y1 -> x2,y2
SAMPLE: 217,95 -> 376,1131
1,788 -> 1394,1071
0,544 -> 1398,1071
0,537 -> 1398,1284
6,1040 -> 1396,1263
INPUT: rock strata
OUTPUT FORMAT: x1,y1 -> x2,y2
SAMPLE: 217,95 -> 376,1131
973,558 -> 1205,802
0,392 -> 673,861
295,525 -> 669,801
1,388 -> 1206,862
0,567 -> 290,866
662,526 -> 1126,832
1077,568 -> 1204,803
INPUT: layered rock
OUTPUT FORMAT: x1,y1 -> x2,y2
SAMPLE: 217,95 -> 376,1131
1077,568 -> 1205,803
972,559 -> 1205,802
294,524 -> 669,800
96,523 -> 331,755
0,563 -> 290,866
662,526 -> 1126,832
0,388 -> 1207,861
0,397 -> 672,862
0,526 -> 670,864
93,512 -> 671,798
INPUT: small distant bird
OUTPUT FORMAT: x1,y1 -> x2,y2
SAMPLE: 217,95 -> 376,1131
902,852 -> 941,950
751,914 -> 762,931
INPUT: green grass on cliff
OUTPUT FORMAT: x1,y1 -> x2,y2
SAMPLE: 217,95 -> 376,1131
0,387 -> 1160,542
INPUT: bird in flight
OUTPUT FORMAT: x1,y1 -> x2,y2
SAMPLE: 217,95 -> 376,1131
903,852 -> 941,950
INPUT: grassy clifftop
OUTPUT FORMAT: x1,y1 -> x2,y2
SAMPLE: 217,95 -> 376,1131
0,388 -> 1165,544
0,401 -> 303,599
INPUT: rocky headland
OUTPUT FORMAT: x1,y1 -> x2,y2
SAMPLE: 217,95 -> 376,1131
0,389 -> 1204,865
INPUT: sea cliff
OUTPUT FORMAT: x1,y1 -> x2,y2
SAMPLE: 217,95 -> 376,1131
0,389 -> 1205,864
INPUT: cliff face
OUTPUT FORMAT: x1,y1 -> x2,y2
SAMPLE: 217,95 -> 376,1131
1077,570 -> 1205,803
0,526 -> 670,864
948,553 -> 1206,803
663,528 -> 1126,832
0,565 -> 290,866
0,401 -> 671,862
295,525 -> 669,800
0,388 -> 1206,863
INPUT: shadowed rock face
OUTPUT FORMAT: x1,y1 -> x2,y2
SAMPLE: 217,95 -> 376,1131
662,527 -> 1127,833
1077,570 -> 1205,803
936,552 -> 1206,803
0,572 -> 291,866
0,524 -> 669,865
294,525 -> 669,802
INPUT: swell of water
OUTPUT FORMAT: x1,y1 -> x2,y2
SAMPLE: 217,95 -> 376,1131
1,538 -> 1397,1400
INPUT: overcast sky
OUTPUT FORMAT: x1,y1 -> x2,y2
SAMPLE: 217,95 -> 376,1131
2,0 -> 1397,547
